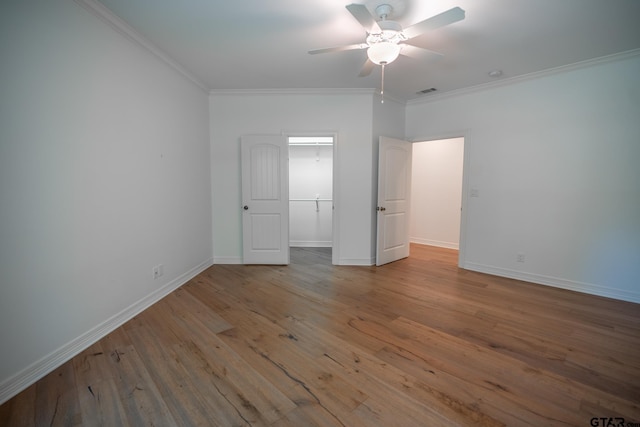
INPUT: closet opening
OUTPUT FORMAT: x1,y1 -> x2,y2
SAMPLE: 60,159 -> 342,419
288,136 -> 334,265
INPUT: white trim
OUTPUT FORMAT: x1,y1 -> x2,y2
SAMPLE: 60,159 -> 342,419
72,0 -> 208,92
338,257 -> 375,266
210,88 -> 376,97
213,256 -> 243,265
374,91 -> 406,106
290,241 -> 332,248
410,238 -> 459,250
407,48 -> 640,106
332,133 -> 340,266
463,262 -> 640,304
209,88 -> 406,106
458,132 -> 471,269
0,258 -> 213,405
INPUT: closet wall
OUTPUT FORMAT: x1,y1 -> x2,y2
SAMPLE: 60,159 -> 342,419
289,142 -> 333,247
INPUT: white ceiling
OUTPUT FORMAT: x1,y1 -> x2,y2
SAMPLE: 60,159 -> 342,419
95,0 -> 640,102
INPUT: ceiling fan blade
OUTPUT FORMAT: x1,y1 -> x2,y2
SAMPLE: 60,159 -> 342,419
346,3 -> 381,33
402,7 -> 465,40
358,59 -> 375,77
399,44 -> 444,60
309,43 -> 367,55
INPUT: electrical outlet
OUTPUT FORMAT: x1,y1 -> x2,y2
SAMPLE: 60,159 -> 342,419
516,253 -> 525,263
152,264 -> 164,279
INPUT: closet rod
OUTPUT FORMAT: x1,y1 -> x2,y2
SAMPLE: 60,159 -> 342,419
289,198 -> 332,201
288,142 -> 333,146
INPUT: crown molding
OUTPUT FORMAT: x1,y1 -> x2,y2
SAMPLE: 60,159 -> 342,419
374,91 -> 406,107
407,48 -> 640,107
209,88 -> 377,97
72,0 -> 208,92
209,87 -> 408,106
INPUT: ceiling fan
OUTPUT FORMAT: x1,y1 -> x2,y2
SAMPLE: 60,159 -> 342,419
309,3 -> 465,100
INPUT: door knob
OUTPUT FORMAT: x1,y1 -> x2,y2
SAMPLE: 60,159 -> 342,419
243,205 -> 249,210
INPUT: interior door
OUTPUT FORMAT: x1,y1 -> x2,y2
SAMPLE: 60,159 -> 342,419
241,135 -> 289,264
376,136 -> 413,266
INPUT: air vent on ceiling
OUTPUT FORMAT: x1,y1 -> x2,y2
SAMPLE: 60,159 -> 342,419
417,88 -> 437,95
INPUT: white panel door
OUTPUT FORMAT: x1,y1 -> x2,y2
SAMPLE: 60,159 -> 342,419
376,136 -> 413,266
241,135 -> 289,264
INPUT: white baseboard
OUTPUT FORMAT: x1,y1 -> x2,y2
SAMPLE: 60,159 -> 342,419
337,257 -> 375,266
213,256 -> 242,264
214,255 -> 373,266
463,262 -> 640,304
410,237 -> 459,250
0,258 -> 213,405
290,241 -> 332,248
214,254 -> 371,266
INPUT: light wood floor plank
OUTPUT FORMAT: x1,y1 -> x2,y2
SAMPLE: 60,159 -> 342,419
73,342 -> 131,427
2,244 -> 639,426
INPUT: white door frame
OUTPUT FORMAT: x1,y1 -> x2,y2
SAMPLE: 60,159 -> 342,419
409,130 -> 471,268
285,131 -> 340,265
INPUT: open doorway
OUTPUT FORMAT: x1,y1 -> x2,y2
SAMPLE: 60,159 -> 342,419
410,137 -> 464,252
288,136 -> 334,265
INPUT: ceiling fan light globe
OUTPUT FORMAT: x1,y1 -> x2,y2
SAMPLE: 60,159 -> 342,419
367,42 -> 401,65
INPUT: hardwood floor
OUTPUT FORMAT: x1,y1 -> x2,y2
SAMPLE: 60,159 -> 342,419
2,244 -> 639,426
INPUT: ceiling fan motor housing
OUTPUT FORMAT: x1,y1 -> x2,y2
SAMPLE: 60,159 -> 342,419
367,20 -> 406,45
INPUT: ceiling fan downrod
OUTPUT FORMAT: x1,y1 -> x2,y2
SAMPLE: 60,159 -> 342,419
375,4 -> 392,21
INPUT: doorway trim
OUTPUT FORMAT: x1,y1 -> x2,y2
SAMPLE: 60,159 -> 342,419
410,130 -> 471,268
284,130 -> 340,265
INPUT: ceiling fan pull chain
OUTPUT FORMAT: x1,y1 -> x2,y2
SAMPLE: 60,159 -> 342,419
381,62 -> 385,104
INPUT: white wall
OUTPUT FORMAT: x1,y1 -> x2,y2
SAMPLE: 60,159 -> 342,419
210,91 -> 375,265
289,144 -> 333,247
406,53 -> 640,302
410,138 -> 464,249
0,0 -> 212,402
